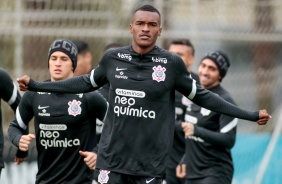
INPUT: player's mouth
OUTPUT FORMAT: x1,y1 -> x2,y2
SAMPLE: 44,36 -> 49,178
139,34 -> 151,39
54,69 -> 62,73
200,76 -> 209,82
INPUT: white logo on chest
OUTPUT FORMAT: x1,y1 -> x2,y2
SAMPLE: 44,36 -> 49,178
68,100 -> 82,116
152,65 -> 166,82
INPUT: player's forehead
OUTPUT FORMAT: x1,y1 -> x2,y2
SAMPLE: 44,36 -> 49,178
50,51 -> 70,58
132,10 -> 160,24
201,59 -> 218,69
169,44 -> 191,52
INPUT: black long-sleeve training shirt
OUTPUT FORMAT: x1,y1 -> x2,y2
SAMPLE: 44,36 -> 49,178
0,68 -> 21,168
8,87 -> 108,184
183,84 -> 237,183
26,45 -> 259,177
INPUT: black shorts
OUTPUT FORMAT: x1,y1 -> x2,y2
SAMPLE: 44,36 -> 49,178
96,169 -> 163,184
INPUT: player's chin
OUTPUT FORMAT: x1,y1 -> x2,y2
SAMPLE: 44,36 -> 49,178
137,39 -> 154,47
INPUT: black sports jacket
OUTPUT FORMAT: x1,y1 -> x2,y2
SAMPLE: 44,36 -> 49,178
26,46 -> 259,177
8,88 -> 107,184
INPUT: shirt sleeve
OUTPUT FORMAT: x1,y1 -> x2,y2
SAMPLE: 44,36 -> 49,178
173,55 -> 259,122
86,92 -> 109,122
0,68 -> 21,112
28,50 -> 111,93
193,94 -> 238,149
193,118 -> 237,149
8,91 -> 34,147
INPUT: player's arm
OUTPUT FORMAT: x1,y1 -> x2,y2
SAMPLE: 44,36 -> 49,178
8,91 -> 35,151
176,154 -> 186,178
173,56 -> 271,124
192,95 -> 237,148
18,50 -> 112,93
86,92 -> 108,151
87,92 -> 109,122
0,68 -> 21,111
186,117 -> 237,149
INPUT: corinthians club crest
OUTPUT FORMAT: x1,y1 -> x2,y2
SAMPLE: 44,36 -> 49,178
152,65 -> 166,82
98,170 -> 110,184
68,99 -> 82,116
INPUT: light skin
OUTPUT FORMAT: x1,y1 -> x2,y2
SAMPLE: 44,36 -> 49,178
49,51 -> 74,81
16,51 -> 97,169
130,10 -> 162,54
198,59 -> 221,89
168,44 -> 194,71
74,52 -> 93,76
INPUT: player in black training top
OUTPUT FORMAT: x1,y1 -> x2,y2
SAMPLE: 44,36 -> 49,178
0,68 -> 22,175
178,51 -> 238,184
8,39 -> 108,184
17,5 -> 271,184
165,39 -> 199,184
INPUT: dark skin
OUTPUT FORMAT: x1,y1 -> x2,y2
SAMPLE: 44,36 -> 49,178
130,10 -> 162,54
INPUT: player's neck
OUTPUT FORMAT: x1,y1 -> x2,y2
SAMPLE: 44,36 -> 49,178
131,43 -> 156,54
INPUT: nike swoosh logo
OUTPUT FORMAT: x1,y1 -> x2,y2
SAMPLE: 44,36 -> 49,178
146,178 -> 155,183
38,105 -> 49,109
116,67 -> 127,71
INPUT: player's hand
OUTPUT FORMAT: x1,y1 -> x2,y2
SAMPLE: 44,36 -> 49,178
181,122 -> 194,136
17,75 -> 30,91
258,109 -> 272,125
79,151 -> 97,170
176,164 -> 186,178
14,157 -> 26,165
19,134 -> 35,151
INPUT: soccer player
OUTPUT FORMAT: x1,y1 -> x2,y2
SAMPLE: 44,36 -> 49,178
0,68 -> 22,175
72,40 -> 93,76
17,5 -> 271,184
178,51 -> 239,184
8,39 -> 108,184
165,39 -> 199,184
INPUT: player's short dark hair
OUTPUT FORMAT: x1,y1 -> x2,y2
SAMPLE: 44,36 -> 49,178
169,39 -> 195,56
134,4 -> 161,21
72,40 -> 90,55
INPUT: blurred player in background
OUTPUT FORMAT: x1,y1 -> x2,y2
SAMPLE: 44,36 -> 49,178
165,39 -> 199,184
8,38 -> 108,184
0,68 -> 22,176
72,40 -> 93,76
177,51 -> 237,184
16,5 -> 271,184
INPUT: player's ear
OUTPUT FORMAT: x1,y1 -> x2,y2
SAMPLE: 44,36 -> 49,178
129,24 -> 133,34
158,27 -> 162,36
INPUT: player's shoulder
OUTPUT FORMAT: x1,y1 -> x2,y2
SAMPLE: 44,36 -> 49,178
216,85 -> 236,105
104,45 -> 130,55
0,68 -> 13,82
21,91 -> 37,103
84,91 -> 106,101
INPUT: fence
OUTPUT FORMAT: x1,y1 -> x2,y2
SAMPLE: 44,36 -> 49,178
0,0 -> 281,183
